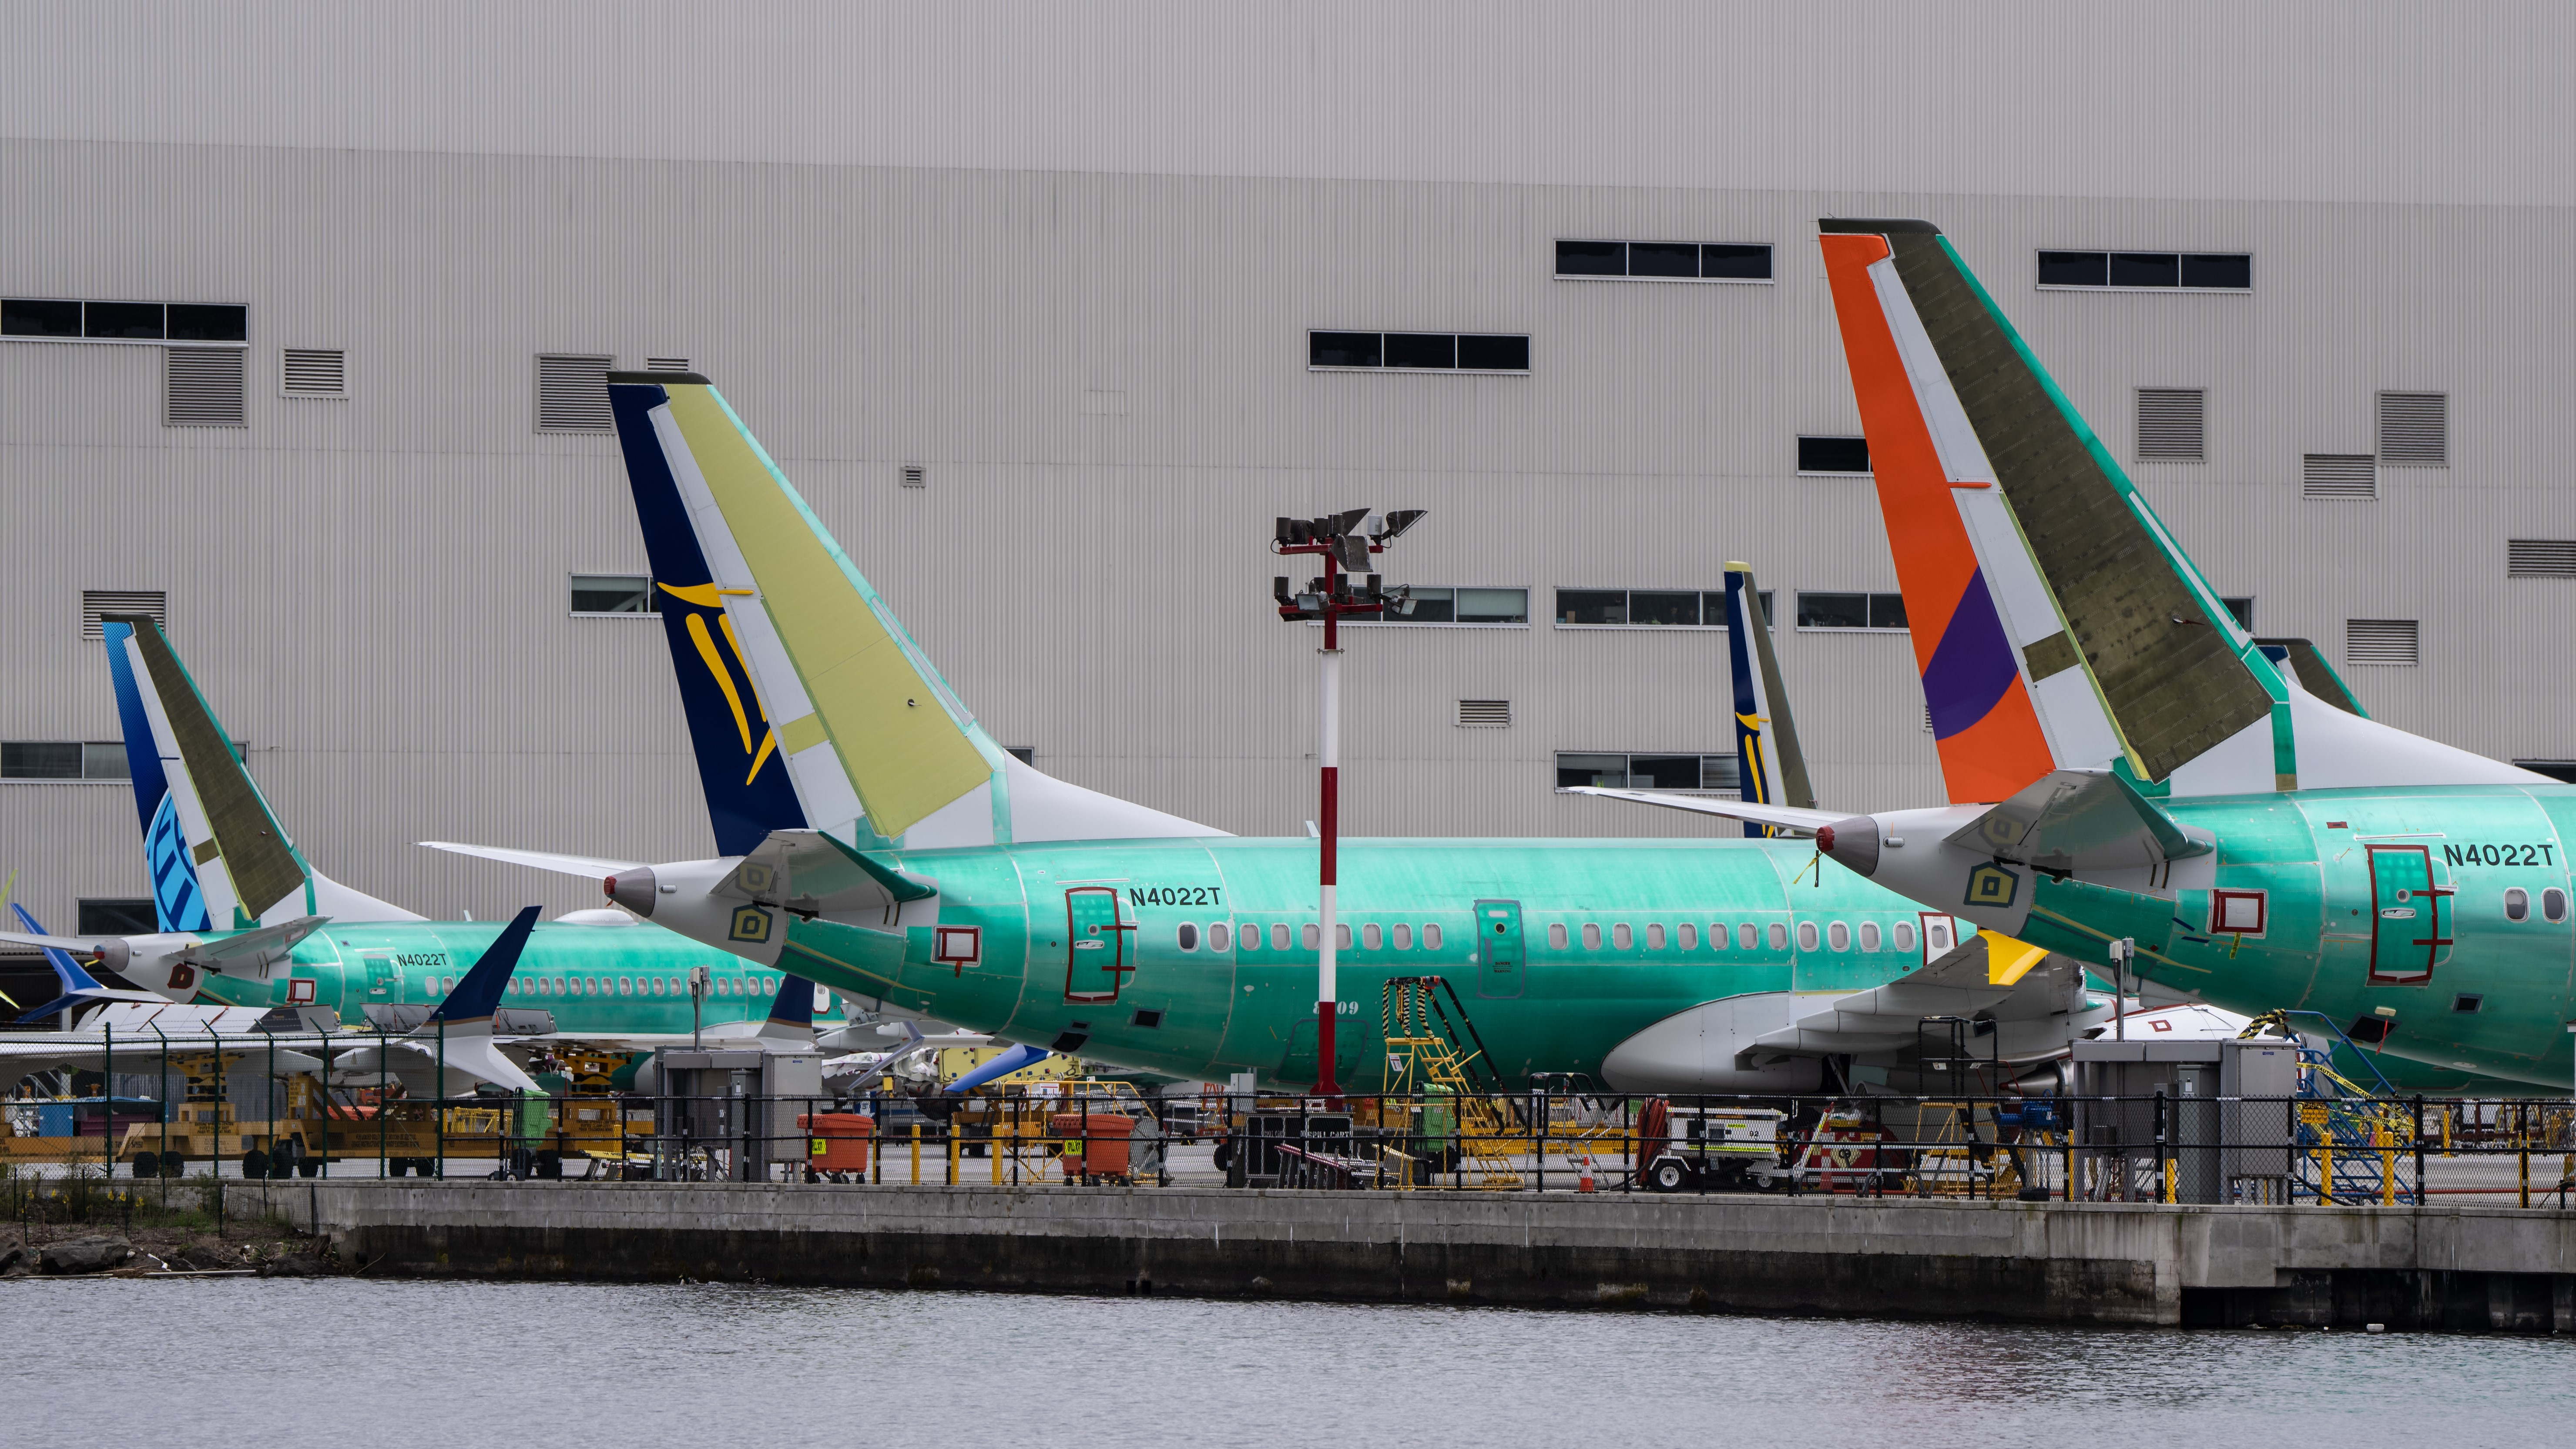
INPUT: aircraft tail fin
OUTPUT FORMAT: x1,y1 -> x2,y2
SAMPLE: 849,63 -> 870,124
608,378 -> 813,857
103,617 -> 421,929
1721,565 -> 1815,835
1814,220 -> 2536,798
602,372 -> 1218,848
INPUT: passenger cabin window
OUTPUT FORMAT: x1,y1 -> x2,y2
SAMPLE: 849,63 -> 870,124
1612,924 -> 1633,949
1828,922 -> 1850,950
1363,923 -> 1382,950
1582,923 -> 1602,949
1337,924 -> 1353,949
1424,924 -> 1443,950
1302,923 -> 1321,949
1895,922 -> 1916,952
1742,923 -> 1761,950
1859,922 -> 1881,951
1927,922 -> 1951,952
1797,922 -> 1820,950
1678,923 -> 1697,949
1211,923 -> 1231,951
2546,889 -> 2569,923
1177,923 -> 1199,951
1273,924 -> 1291,951
1393,923 -> 1413,950
1241,926 -> 1260,953
2505,888 -> 2529,922
1549,923 -> 1568,949
1647,923 -> 1666,949
1767,923 -> 1787,950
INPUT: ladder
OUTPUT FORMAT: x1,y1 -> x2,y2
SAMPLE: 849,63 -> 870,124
1381,978 -> 1522,1188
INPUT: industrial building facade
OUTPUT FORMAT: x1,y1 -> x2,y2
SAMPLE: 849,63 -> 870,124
4,3 -> 2572,934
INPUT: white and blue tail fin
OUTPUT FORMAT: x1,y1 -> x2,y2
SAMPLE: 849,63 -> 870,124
1813,220 -> 2538,800
602,371 -> 1220,849
1721,565 -> 1815,836
104,616 -> 422,930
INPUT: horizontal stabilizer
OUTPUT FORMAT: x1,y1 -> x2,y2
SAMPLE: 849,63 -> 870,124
1944,769 -> 2208,872
420,842 -> 644,878
186,914 -> 328,968
1562,786 -> 1843,836
1748,932 -> 2105,1062
718,829 -> 935,912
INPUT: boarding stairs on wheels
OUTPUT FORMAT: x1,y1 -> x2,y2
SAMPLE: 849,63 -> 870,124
2242,1011 -> 2419,1206
1380,977 -> 1523,1189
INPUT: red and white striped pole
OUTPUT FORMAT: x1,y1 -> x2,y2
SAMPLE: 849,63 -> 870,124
1315,551 -> 1342,1103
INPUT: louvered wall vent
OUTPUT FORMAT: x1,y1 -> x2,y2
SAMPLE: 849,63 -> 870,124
2302,454 -> 2376,499
164,347 -> 245,426
2136,388 -> 2205,461
646,356 -> 691,372
534,353 -> 614,433
280,348 -> 346,397
2507,540 -> 2576,578
1456,699 -> 1511,728
2346,618 -> 2420,667
82,590 -> 166,641
900,465 -> 927,488
2378,392 -> 2448,466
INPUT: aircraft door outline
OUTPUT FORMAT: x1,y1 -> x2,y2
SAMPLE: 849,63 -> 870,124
363,952 -> 396,997
1475,899 -> 1524,1000
1063,886 -> 1134,1003
2365,843 -> 2453,986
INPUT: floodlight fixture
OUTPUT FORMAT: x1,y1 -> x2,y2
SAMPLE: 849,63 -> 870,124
1379,509 -> 1427,543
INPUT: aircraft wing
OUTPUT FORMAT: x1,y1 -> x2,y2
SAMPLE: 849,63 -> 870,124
1943,769 -> 2210,871
1561,787 -> 1844,836
419,842 -> 644,878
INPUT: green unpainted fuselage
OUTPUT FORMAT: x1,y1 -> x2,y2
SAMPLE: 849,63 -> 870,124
1999,786 -> 2576,1088
184,920 -> 836,1037
761,835 -> 1967,1087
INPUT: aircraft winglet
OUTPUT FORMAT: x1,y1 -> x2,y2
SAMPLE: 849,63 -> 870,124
425,905 -> 540,1031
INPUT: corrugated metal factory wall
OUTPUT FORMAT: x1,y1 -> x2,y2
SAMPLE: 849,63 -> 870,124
3,3 -> 2571,928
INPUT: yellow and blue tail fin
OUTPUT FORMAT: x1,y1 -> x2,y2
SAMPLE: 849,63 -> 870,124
1720,565 -> 1815,836
602,372 -> 1217,848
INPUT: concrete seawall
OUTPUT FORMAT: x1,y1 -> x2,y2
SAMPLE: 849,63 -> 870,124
231,1181 -> 2576,1330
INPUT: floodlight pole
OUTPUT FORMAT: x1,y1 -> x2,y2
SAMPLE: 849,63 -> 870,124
1271,509 -> 1419,1105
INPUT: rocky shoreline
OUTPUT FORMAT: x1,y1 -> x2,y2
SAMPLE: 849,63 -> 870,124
1,1221 -> 337,1278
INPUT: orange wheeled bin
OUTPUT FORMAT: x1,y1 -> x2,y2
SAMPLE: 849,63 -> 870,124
1050,1112 -> 1134,1182
799,1113 -> 875,1175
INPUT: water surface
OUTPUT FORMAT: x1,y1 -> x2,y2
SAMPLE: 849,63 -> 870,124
6,1278 -> 2564,1447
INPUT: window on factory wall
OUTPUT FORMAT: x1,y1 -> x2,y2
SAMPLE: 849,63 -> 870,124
2036,251 -> 2251,291
1,742 -> 132,781
1796,592 -> 1907,631
1554,240 -> 1774,282
1342,586 -> 1530,626
2220,597 -> 2255,631
1797,436 -> 1870,475
3,298 -> 247,342
1553,588 -> 1772,628
78,899 -> 156,934
569,575 -> 657,615
1308,331 -> 1531,373
1554,753 -> 1741,792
